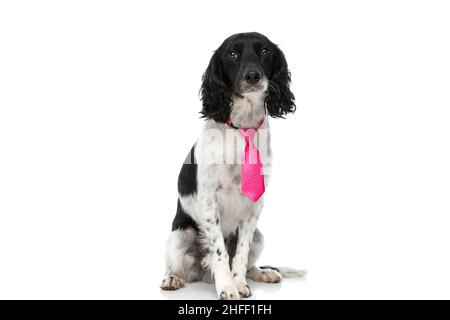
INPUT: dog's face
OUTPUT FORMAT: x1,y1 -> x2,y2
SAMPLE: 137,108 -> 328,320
200,32 -> 295,123
220,34 -> 272,95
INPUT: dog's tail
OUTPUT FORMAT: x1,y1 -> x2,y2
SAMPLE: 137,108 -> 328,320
260,265 -> 308,278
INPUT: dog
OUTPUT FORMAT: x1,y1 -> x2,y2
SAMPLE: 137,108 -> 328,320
160,32 -> 305,300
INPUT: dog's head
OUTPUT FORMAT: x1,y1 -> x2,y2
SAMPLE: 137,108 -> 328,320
200,32 -> 295,123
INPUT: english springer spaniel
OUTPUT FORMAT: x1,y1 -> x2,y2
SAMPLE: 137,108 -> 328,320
160,32 -> 305,300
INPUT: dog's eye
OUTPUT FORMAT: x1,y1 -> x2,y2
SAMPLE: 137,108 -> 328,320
261,48 -> 271,56
227,51 -> 239,60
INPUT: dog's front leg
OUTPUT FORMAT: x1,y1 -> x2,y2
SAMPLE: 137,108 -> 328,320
197,193 -> 240,300
230,203 -> 263,298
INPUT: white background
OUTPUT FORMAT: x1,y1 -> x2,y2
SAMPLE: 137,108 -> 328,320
1,0 -> 449,300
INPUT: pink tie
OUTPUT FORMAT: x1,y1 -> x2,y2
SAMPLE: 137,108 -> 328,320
239,127 -> 265,201
226,119 -> 265,202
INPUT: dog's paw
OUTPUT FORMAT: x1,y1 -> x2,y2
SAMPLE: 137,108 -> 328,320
160,275 -> 184,290
234,281 -> 252,298
247,267 -> 282,283
218,284 -> 241,300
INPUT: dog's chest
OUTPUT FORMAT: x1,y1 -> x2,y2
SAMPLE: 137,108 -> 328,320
215,156 -> 271,237
215,164 -> 253,236
196,120 -> 272,236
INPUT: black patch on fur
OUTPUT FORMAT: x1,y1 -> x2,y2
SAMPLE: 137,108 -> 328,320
260,265 -> 280,273
177,145 -> 197,196
223,231 -> 238,268
171,199 -> 199,232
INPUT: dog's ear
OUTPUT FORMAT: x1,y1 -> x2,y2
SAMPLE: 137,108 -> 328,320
200,50 -> 232,123
265,44 -> 296,118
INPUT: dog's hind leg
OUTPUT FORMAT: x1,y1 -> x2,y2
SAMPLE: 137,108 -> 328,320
160,228 -> 205,290
246,228 -> 307,283
246,229 -> 282,283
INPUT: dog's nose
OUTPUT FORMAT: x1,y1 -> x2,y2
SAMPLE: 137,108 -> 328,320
244,71 -> 261,85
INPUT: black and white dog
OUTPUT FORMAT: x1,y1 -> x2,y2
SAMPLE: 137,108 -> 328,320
161,32 -> 304,300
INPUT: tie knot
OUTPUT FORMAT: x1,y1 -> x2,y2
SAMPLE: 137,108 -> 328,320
240,128 -> 256,139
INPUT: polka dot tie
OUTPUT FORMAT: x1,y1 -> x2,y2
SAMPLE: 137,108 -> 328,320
239,127 -> 265,202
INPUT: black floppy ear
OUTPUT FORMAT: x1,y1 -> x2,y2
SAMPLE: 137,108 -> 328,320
265,45 -> 296,118
200,51 -> 232,123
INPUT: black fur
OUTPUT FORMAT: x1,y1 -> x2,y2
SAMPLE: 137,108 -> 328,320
224,232 -> 238,268
177,145 -> 197,196
172,145 -> 198,231
259,265 -> 280,273
172,199 -> 198,231
200,32 -> 295,123
265,46 -> 296,118
200,50 -> 233,123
